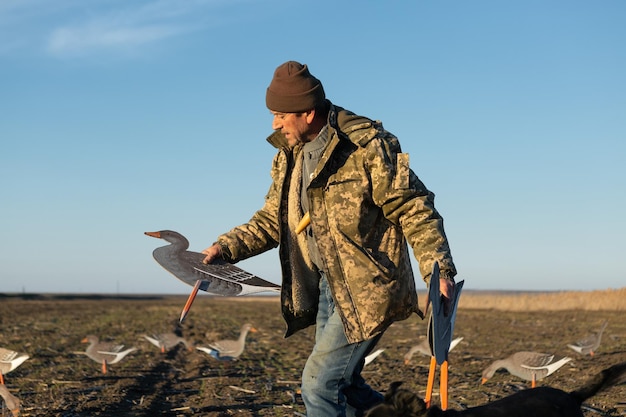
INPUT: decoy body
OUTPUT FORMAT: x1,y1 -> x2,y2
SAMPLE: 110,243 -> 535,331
481,351 -> 572,388
143,333 -> 193,353
404,337 -> 463,365
82,335 -> 137,374
568,320 -> 608,357
364,349 -> 385,367
0,348 -> 29,385
196,323 -> 257,360
0,384 -> 21,417
145,230 -> 281,296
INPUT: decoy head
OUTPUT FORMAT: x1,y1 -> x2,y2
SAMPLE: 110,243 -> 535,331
242,323 -> 258,333
144,230 -> 187,245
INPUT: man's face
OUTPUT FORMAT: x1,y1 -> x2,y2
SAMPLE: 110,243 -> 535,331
271,111 -> 311,146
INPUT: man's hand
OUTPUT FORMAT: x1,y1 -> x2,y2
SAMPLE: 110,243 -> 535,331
439,278 -> 455,317
424,277 -> 455,317
201,243 -> 222,265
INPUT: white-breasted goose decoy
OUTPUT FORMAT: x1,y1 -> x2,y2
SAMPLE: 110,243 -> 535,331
196,323 -> 257,361
81,335 -> 137,374
481,351 -> 572,388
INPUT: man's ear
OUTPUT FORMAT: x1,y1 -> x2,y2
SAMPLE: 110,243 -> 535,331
305,109 -> 316,124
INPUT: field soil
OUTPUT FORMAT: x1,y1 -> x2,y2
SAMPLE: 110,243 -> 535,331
1,293 -> 625,416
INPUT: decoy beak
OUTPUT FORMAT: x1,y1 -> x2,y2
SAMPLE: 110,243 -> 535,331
144,231 -> 161,238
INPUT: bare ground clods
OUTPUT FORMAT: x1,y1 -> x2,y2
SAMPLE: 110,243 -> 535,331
1,294 -> 625,416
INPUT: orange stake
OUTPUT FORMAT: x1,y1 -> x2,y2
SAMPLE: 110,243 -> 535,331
180,279 -> 202,323
102,359 -> 108,375
440,360 -> 449,410
424,356 -> 437,408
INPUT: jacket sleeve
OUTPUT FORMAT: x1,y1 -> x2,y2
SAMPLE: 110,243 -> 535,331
366,131 -> 457,283
215,152 -> 283,263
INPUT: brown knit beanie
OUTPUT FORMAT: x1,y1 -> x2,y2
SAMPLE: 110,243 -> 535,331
266,61 -> 325,113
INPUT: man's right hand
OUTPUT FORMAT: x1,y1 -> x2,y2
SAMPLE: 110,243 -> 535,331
201,243 -> 222,265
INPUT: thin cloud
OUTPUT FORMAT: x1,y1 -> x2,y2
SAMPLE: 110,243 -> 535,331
47,22 -> 187,55
0,0 -> 250,58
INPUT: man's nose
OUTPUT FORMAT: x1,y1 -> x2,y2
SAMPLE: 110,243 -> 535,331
272,116 -> 282,130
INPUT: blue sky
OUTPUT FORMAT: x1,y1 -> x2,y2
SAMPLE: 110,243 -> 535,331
1,1 -> 624,294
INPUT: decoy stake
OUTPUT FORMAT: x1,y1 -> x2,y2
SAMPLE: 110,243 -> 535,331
180,279 -> 202,323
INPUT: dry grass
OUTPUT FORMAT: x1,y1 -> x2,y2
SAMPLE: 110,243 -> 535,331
450,287 -> 626,311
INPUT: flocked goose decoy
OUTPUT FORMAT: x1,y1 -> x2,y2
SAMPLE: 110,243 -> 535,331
81,335 -> 137,374
568,319 -> 608,357
145,230 -> 281,322
143,333 -> 193,353
481,351 -> 572,388
0,384 -> 20,417
403,337 -> 463,365
0,348 -> 29,385
196,323 -> 257,361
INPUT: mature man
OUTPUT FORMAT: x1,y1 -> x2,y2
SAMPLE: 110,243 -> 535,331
202,61 -> 457,416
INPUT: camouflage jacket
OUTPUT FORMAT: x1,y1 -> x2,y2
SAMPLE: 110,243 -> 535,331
216,103 -> 456,343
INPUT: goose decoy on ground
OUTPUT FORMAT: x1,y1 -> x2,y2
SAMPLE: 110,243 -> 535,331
568,319 -> 608,357
0,384 -> 20,417
142,333 -> 193,353
364,349 -> 384,367
196,323 -> 257,361
403,337 -> 463,365
481,351 -> 572,388
81,335 -> 137,374
0,348 -> 29,385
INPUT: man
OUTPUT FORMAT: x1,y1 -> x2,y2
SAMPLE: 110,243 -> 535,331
202,61 -> 457,416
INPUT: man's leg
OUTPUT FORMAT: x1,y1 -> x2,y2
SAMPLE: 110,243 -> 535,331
301,275 -> 383,417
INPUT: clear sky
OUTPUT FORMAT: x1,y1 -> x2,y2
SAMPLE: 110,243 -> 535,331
1,1 -> 624,294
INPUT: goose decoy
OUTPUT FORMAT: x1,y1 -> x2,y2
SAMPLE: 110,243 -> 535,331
568,320 -> 608,357
423,262 -> 464,410
145,230 -> 280,296
145,230 -> 281,322
81,335 -> 137,374
364,349 -> 384,367
481,351 -> 572,388
0,348 -> 29,385
196,323 -> 257,361
142,333 -> 193,353
0,384 -> 20,417
403,337 -> 463,365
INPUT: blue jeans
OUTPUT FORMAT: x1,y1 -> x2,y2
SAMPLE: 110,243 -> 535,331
301,274 -> 384,417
